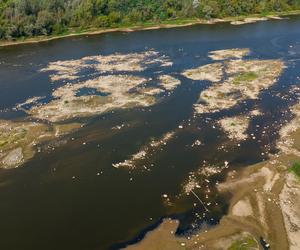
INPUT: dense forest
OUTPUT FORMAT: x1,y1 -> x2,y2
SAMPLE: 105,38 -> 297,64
1,0 -> 300,40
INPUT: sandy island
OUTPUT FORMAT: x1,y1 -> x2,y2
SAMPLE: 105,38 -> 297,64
182,48 -> 284,115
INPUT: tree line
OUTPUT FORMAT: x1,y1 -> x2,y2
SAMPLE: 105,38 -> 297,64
1,0 -> 300,40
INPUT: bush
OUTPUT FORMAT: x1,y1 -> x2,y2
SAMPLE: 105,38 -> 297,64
290,162 -> 300,178
96,15 -> 110,27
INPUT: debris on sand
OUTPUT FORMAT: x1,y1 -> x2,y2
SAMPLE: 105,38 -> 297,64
113,131 -> 175,169
219,116 -> 249,141
182,62 -> 223,82
181,163 -> 226,196
137,75 -> 180,97
183,176 -> 200,194
149,132 -> 175,148
277,104 -> 300,156
280,173 -> 300,249
158,75 -> 181,91
41,50 -> 173,83
208,48 -> 250,60
194,58 -> 284,114
16,96 -> 45,110
25,50 -> 179,122
1,147 -> 23,169
112,149 -> 147,169
28,75 -> 156,122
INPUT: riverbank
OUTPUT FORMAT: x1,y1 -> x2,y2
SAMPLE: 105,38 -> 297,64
1,10 -> 300,48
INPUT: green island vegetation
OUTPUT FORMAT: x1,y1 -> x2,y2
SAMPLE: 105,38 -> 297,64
233,72 -> 259,85
290,161 -> 300,178
1,0 -> 300,41
228,236 -> 258,250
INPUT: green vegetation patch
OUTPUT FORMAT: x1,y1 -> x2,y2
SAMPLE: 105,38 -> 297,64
290,162 -> 300,178
229,236 -> 258,250
233,72 -> 258,85
0,127 -> 28,150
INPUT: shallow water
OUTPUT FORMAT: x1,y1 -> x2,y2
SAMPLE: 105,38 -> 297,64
1,16 -> 300,250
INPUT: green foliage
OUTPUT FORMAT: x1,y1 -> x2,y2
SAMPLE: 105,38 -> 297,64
0,0 -> 300,40
233,72 -> 258,85
229,236 -> 258,250
290,162 -> 300,178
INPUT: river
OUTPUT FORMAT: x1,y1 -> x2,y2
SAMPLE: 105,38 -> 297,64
0,15 -> 300,250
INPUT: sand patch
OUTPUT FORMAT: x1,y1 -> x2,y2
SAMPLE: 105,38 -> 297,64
231,17 -> 268,25
1,147 -> 24,169
182,62 -> 223,82
112,132 -> 175,169
280,173 -> 300,250
28,75 -> 157,122
124,217 -> 260,250
219,116 -> 249,141
158,75 -> 181,91
232,198 -> 253,217
139,87 -> 165,96
124,219 -> 183,250
250,109 -> 262,116
218,166 -> 275,191
208,48 -> 250,60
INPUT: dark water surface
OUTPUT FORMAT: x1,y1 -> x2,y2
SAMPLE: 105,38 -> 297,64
1,16 -> 300,250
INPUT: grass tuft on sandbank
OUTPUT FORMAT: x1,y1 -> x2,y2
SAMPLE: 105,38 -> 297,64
290,162 -> 300,178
